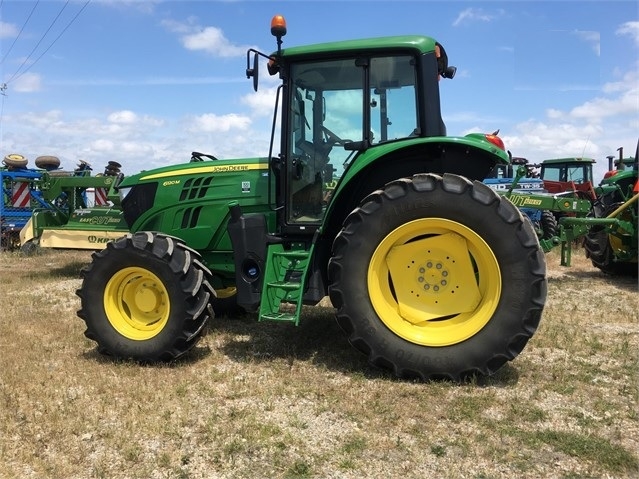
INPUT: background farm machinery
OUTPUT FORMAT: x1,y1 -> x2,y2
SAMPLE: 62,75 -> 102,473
581,146 -> 638,275
483,156 -> 558,240
498,147 -> 638,275
0,154 -> 128,252
6,146 -> 635,278
1,167 -> 44,250
1,153 -> 73,250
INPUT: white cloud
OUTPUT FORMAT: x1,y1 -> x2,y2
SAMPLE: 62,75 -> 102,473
185,113 -> 252,133
0,21 -> 18,38
452,8 -> 501,27
573,30 -> 600,56
603,69 -> 639,94
90,138 -> 116,153
13,73 -> 42,92
241,87 -> 278,117
569,88 -> 638,120
541,71 -> 639,122
616,21 -> 639,46
546,109 -> 563,119
162,19 -> 254,58
108,110 -> 138,124
182,27 -> 250,57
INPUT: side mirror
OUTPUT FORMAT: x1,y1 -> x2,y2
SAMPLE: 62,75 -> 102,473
443,66 -> 456,79
245,50 -> 259,92
252,53 -> 259,92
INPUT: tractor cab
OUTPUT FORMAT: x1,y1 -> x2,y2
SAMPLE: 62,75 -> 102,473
284,54 -> 421,223
540,157 -> 595,185
247,15 -> 458,232
539,157 -> 597,199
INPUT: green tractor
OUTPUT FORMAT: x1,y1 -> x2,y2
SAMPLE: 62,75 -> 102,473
583,145 -> 638,276
76,16 -> 547,380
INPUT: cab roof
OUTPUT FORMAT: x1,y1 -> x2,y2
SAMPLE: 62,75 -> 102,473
278,35 -> 438,59
542,157 -> 596,165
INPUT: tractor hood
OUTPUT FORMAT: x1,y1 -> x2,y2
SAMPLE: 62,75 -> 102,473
116,157 -> 272,248
118,157 -> 269,188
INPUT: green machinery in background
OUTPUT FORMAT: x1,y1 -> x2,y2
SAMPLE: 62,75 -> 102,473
17,160 -> 128,254
582,146 -> 638,275
527,147 -> 637,274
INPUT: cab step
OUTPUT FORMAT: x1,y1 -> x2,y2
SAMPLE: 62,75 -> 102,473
258,243 -> 313,325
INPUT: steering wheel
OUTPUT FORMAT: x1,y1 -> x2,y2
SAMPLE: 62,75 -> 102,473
295,126 -> 350,164
321,126 -> 349,146
296,140 -> 335,161
191,151 -> 219,162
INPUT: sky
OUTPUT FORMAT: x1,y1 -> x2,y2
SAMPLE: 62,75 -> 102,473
0,0 -> 637,181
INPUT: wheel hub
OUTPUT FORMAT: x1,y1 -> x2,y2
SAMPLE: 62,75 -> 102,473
386,232 -> 482,323
104,267 -> 170,340
134,282 -> 162,313
416,259 -> 450,294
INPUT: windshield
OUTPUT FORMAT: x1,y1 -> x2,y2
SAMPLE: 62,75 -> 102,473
286,55 -> 418,223
542,164 -> 592,183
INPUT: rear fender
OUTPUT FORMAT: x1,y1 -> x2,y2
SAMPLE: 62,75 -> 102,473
323,136 -> 508,233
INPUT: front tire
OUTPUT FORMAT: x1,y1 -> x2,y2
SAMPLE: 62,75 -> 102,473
328,173 -> 547,380
540,210 -> 558,240
76,232 -> 215,361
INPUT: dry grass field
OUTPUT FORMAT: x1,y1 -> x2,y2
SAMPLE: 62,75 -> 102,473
0,246 -> 637,479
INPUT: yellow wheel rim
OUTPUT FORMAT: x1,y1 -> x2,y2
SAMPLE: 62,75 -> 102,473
368,218 -> 501,347
104,267 -> 170,341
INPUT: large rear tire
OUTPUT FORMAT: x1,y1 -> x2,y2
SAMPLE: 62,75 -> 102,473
328,173 -> 547,380
76,232 -> 215,361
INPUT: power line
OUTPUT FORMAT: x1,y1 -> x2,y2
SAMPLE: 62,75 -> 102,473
0,0 -> 41,67
6,1 -> 69,83
5,0 -> 92,86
